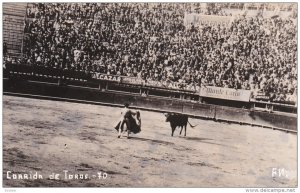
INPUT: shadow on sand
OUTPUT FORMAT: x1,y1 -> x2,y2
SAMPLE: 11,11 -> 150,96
182,136 -> 213,141
130,136 -> 235,149
182,136 -> 236,149
129,136 -> 174,146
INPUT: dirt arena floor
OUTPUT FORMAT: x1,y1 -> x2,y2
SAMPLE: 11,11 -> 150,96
2,95 -> 297,187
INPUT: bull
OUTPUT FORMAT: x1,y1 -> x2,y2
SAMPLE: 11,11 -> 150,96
164,113 -> 196,137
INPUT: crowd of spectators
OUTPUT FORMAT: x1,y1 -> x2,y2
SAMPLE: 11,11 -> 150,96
9,3 -> 297,103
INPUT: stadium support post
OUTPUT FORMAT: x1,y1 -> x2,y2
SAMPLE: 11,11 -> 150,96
57,79 -> 61,86
180,94 -> 183,100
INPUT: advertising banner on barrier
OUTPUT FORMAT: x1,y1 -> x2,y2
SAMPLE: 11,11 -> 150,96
121,76 -> 144,85
91,73 -> 121,82
184,13 -> 233,26
144,80 -> 198,92
199,86 -> 251,102
91,73 -> 197,92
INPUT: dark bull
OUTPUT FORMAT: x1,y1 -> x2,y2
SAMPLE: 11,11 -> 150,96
164,113 -> 196,137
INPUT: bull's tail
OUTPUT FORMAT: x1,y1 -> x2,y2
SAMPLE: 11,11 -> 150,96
187,120 -> 197,128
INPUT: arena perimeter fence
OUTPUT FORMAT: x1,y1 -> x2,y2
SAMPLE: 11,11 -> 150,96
3,66 -> 297,133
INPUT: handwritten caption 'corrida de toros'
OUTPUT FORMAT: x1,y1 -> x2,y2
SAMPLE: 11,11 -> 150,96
6,170 -> 108,180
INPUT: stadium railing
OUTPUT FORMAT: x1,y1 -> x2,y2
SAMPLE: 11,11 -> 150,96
3,64 -> 297,115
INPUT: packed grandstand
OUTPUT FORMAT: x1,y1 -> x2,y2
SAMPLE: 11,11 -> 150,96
3,3 -> 297,104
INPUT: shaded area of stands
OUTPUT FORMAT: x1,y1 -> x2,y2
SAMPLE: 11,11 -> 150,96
3,3 -> 27,58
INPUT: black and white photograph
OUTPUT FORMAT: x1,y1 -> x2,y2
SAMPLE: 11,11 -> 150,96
1,1 -> 298,191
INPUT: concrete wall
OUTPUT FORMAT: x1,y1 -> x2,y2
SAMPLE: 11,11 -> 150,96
182,102 -> 215,119
214,106 -> 297,131
4,79 -> 297,132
